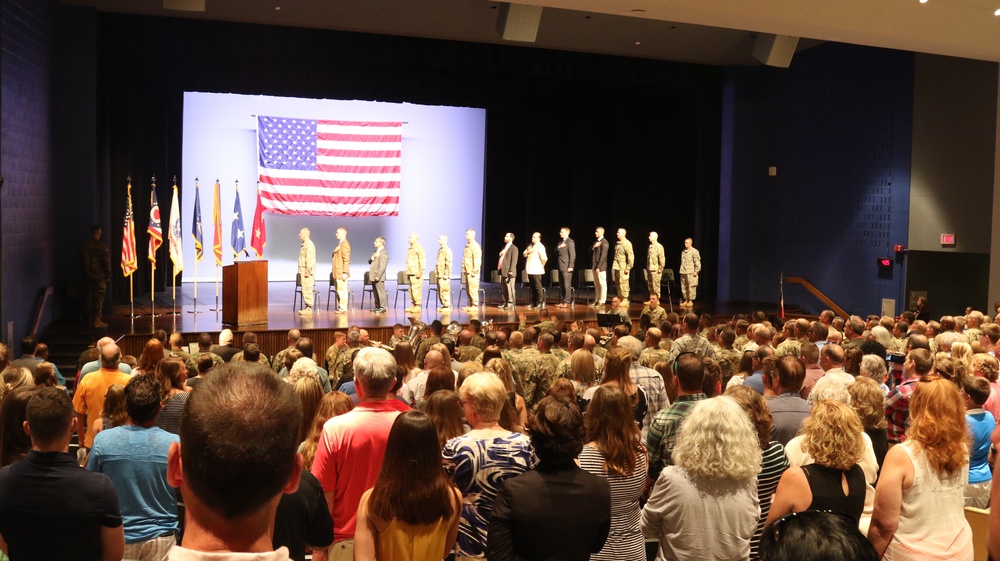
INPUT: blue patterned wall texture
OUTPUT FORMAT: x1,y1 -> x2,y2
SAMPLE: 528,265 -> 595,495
719,43 -> 913,316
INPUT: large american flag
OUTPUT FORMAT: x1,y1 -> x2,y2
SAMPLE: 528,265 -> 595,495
257,116 -> 402,217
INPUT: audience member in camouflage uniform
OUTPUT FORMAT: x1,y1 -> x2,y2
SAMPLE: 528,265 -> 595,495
331,331 -> 363,390
666,313 -> 717,364
639,328 -> 671,368
522,332 -> 562,409
415,320 -> 443,368
641,294 -> 668,326
324,332 -> 348,371
455,330 -> 483,362
271,329 -> 301,372
231,332 -> 270,364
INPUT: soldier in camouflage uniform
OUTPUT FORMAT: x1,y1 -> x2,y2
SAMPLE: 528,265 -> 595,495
504,332 -> 535,401
272,329 -> 301,372
646,231 -> 665,298
666,313 -> 717,364
612,228 -> 634,304
331,331 -> 362,388
436,235 -> 453,311
324,332 -> 348,371
82,225 -> 111,328
415,320 -> 443,368
522,332 -> 562,410
455,330 -> 483,363
639,328 -> 671,368
678,237 -> 701,308
461,228 -> 482,310
714,328 -> 742,382
641,294 -> 668,326
405,233 -> 426,312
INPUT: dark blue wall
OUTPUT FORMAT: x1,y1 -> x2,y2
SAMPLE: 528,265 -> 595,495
719,43 -> 914,316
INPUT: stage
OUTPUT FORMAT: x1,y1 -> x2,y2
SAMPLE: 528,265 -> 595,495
85,280 -> 779,358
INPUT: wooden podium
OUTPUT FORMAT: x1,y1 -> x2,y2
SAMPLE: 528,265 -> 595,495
222,261 -> 268,326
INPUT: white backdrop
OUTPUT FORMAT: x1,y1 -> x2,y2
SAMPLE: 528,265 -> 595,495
180,92 -> 486,282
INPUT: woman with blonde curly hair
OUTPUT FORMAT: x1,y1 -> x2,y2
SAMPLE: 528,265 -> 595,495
641,396 -> 762,561
725,385 -> 789,560
849,377 -> 888,471
973,352 -> 1000,421
765,400 -> 867,529
868,377 -> 972,559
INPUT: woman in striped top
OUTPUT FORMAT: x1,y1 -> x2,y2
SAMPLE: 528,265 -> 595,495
580,385 -> 647,561
726,385 -> 788,560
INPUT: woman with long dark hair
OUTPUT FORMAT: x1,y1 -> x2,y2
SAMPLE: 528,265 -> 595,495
153,357 -> 190,435
597,347 -> 646,426
355,410 -> 462,561
580,385 -> 646,561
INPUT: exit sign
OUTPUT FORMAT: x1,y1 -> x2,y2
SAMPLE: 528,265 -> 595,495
941,234 -> 955,245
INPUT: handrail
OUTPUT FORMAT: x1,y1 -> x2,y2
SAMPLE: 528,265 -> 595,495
786,277 -> 849,319
31,286 -> 54,336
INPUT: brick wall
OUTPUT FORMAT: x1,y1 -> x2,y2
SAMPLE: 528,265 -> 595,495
1,0 -> 56,344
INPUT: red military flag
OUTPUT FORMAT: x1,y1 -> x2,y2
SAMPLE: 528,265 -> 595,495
250,183 -> 267,257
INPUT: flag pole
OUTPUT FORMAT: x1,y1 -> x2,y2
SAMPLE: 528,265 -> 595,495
189,257 -> 202,314
212,265 -> 220,313
149,175 -> 161,319
129,274 -> 135,319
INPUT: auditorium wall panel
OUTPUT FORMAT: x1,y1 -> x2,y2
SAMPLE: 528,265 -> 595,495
719,43 -> 913,317
0,0 -> 56,346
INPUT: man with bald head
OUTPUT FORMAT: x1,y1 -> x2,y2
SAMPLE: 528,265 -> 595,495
78,336 -> 133,382
73,343 -> 133,449
456,330 -> 482,362
272,328 -> 302,372
401,350 -> 445,409
820,343 -> 853,385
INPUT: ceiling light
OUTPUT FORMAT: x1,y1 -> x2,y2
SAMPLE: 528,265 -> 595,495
919,0 -> 928,4
995,7 -> 1000,14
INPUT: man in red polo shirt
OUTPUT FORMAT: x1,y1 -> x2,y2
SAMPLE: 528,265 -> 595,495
311,347 -> 406,561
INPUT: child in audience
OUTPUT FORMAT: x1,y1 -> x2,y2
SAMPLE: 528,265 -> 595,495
963,375 -> 994,508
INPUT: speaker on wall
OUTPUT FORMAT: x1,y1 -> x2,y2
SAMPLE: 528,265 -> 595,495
752,33 -> 799,68
496,3 -> 543,43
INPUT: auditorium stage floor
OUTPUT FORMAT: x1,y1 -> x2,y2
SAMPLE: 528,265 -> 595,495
104,281 -> 778,336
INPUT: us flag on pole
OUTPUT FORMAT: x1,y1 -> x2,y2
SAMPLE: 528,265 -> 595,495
257,116 -> 402,217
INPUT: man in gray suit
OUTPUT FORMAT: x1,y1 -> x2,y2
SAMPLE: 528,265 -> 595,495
498,233 -> 518,310
369,236 -> 389,314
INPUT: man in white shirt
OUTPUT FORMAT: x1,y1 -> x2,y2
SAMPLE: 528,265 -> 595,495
523,232 -> 547,310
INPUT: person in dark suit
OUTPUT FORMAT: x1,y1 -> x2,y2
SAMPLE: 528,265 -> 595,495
487,396 -> 611,561
556,227 -> 576,307
498,233 -> 518,310
369,236 -> 389,314
592,227 -> 610,307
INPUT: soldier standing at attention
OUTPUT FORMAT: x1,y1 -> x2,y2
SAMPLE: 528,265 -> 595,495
405,233 -> 426,313
462,228 -> 482,311
436,235 -> 453,312
297,228 -> 316,315
331,227 -> 351,314
679,237 -> 701,308
83,225 -> 111,328
612,228 -> 634,306
646,231 -> 665,298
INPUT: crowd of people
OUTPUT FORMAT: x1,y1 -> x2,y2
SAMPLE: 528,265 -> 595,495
0,302 -> 999,560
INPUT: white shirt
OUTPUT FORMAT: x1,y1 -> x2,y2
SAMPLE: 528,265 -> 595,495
524,243 -> 547,275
